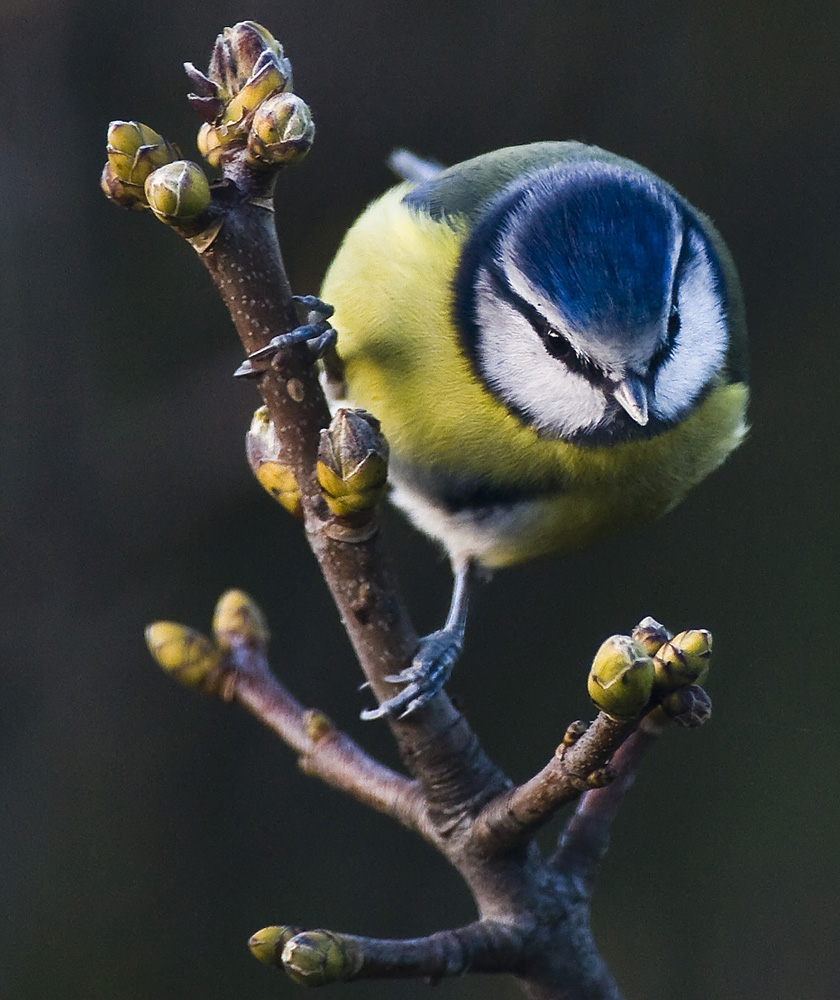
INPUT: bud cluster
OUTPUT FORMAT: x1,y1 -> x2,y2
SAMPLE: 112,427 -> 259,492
587,617 -> 714,722
102,120 -> 212,221
189,21 -> 314,169
102,21 -> 314,221
145,590 -> 269,695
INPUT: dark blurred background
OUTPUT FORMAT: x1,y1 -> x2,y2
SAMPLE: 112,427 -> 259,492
2,1 -> 838,998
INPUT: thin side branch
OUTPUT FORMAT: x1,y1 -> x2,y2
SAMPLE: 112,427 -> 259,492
551,710 -> 671,883
227,642 -> 428,832
472,715 -> 635,855
280,920 -> 529,985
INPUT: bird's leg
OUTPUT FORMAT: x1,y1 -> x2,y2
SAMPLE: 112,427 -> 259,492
362,562 -> 473,720
233,295 -> 336,377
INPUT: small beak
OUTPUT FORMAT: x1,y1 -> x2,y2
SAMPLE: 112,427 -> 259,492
613,373 -> 649,426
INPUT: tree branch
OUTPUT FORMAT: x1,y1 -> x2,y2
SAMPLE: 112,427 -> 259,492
273,920 -> 528,985
226,640 -> 429,832
473,715 -> 634,855
553,689 -> 713,884
108,22 -> 718,1000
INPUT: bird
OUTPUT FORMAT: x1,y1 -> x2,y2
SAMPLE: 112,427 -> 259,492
248,141 -> 749,718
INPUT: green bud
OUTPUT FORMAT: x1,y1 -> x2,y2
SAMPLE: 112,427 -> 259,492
653,629 -> 712,692
247,94 -> 315,166
630,616 -> 670,657
660,684 -> 713,728
194,23 -> 310,171
586,767 -> 612,789
246,406 -> 303,517
223,58 -> 288,127
196,122 -> 235,169
212,590 -> 270,651
316,409 -> 389,519
144,161 -> 211,221
106,120 -> 180,189
145,621 -> 222,688
587,635 -> 655,720
281,930 -> 362,986
248,925 -> 302,967
100,161 -> 147,211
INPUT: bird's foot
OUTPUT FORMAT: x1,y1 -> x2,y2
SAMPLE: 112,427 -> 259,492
361,626 -> 465,720
234,295 -> 335,377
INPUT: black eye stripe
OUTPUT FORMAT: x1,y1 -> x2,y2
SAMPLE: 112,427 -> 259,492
668,303 -> 680,335
484,261 -> 611,385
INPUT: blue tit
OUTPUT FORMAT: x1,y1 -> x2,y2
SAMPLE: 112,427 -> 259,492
318,141 -> 749,718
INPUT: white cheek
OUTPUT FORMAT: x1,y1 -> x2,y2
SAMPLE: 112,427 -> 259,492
652,238 -> 729,422
473,269 -> 610,437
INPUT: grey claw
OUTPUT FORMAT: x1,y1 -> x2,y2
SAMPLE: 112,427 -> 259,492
233,358 -> 261,378
293,294 -> 334,321
232,315 -> 336,378
360,704 -> 386,721
306,326 -> 337,361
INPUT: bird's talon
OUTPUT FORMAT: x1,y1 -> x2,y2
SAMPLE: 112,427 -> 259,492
305,326 -> 337,360
233,307 -> 336,378
359,704 -> 386,721
293,294 -> 334,322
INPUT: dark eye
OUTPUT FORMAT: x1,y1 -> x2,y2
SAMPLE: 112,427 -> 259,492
668,304 -> 680,337
541,325 -> 573,361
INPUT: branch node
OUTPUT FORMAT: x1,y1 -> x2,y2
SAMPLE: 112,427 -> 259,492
586,766 -> 613,789
561,720 -> 589,747
187,217 -> 224,252
303,709 -> 334,742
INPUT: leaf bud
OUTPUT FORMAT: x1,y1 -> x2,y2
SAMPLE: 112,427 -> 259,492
208,21 -> 291,98
106,120 -> 180,190
316,409 -> 389,519
587,635 -> 655,721
281,930 -> 362,986
248,925 -> 302,967
100,161 -> 147,211
303,709 -> 334,742
144,161 -> 211,221
197,121 -> 247,168
653,629 -> 712,692
212,589 -> 270,651
223,51 -> 289,127
561,720 -> 589,747
630,615 -> 670,657
246,406 -> 302,517
145,621 -> 222,688
247,94 -> 315,166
